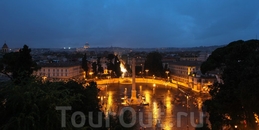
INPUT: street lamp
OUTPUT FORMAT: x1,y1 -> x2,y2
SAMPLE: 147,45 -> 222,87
234,125 -> 238,130
139,71 -> 142,77
108,70 -> 112,78
89,72 -> 93,79
145,69 -> 149,78
106,85 -> 108,97
187,95 -> 189,130
42,76 -> 47,82
165,70 -> 169,78
107,76 -> 111,84
83,71 -> 85,79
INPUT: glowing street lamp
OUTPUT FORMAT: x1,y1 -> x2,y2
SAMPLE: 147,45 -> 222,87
108,70 -> 112,78
89,72 -> 93,79
165,70 -> 169,81
145,69 -> 149,77
234,125 -> 238,130
107,76 -> 111,84
83,71 -> 86,79
42,76 -> 47,82
165,70 -> 169,77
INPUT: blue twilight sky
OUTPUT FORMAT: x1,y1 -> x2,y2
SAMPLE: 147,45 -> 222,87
0,0 -> 259,48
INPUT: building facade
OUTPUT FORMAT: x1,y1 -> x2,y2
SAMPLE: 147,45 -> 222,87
35,62 -> 84,81
168,61 -> 215,92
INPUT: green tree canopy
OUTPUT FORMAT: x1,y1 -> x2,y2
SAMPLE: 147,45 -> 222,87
201,39 -> 259,130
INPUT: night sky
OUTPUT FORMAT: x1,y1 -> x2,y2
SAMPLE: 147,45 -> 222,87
1,0 -> 259,48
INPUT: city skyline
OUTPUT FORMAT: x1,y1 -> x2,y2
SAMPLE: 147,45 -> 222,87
1,0 -> 259,48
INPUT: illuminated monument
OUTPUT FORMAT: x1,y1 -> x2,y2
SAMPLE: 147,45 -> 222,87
131,58 -> 138,104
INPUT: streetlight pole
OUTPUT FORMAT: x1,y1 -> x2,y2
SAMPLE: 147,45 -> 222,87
187,95 -> 189,130
165,70 -> 169,77
145,69 -> 149,78
108,70 -> 112,78
106,84 -> 108,97
107,76 -> 111,84
83,71 -> 86,79
89,72 -> 93,79
42,76 -> 47,82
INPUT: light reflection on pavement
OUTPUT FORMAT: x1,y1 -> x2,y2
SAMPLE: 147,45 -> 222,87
99,83 -> 207,130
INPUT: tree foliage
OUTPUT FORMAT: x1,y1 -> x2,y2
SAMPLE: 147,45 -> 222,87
0,45 -> 39,83
201,39 -> 259,129
114,55 -> 121,77
0,78 -> 104,130
0,44 -> 105,129
82,53 -> 88,77
97,57 -> 104,74
195,123 -> 210,130
144,51 -> 164,77
106,54 -> 121,78
92,62 -> 97,75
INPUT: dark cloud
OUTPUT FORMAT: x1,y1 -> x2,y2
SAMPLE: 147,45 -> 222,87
0,0 -> 259,48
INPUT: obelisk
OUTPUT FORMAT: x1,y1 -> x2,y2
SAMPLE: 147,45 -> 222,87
131,58 -> 137,103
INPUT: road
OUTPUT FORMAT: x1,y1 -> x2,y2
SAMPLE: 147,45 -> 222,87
98,83 -> 209,130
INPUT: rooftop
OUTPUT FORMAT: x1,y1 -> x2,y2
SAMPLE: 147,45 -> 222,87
38,62 -> 81,67
169,61 -> 202,67
2,43 -> 8,49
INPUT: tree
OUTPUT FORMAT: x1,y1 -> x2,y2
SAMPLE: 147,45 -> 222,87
195,123 -> 210,130
107,54 -> 115,74
0,45 -> 39,84
201,39 -> 259,129
97,57 -> 104,74
114,55 -> 121,77
0,77 -> 104,130
82,53 -> 88,77
0,52 -> 18,79
106,54 -> 122,78
144,51 -> 164,77
92,62 -> 97,74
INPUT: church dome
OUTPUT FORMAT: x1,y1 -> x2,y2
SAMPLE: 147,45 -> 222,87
2,43 -> 8,49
